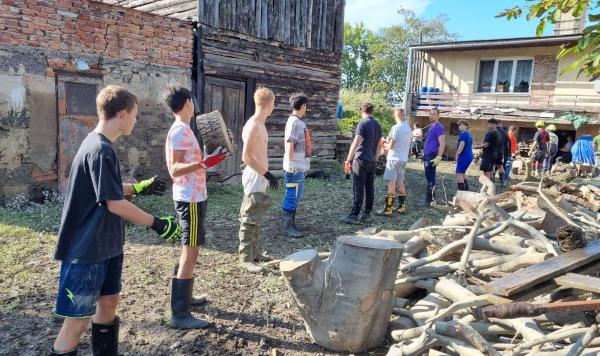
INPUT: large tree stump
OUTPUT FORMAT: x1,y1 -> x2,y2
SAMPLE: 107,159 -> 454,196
280,235 -> 403,352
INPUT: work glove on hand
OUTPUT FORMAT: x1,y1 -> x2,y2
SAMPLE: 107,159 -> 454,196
133,176 -> 167,196
431,156 -> 442,166
201,146 -> 230,168
263,171 -> 279,190
151,215 -> 182,243
344,160 -> 351,174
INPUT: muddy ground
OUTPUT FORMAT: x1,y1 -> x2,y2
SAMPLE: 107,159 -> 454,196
0,161 -> 501,355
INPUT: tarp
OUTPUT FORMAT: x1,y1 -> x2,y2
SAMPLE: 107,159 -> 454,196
559,112 -> 590,130
572,135 -> 595,165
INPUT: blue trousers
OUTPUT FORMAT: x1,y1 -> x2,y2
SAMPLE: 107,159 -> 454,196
282,171 -> 305,213
423,153 -> 437,188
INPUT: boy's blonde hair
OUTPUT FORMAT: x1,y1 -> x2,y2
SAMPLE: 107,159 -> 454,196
254,87 -> 275,107
96,85 -> 138,120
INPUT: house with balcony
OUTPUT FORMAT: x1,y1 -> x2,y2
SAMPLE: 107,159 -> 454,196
404,12 -> 600,157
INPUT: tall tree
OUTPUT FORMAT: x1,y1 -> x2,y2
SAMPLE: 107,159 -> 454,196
368,9 -> 458,102
342,23 -> 375,90
342,9 -> 457,102
498,0 -> 600,79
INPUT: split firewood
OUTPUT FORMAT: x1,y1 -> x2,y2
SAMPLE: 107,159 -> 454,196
478,250 -> 550,276
453,320 -> 502,356
566,324 -> 599,356
426,294 -> 510,323
425,329 -> 485,356
391,320 -> 513,342
457,214 -> 486,277
511,326 -> 591,355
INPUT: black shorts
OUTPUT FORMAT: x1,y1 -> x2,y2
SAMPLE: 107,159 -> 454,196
480,156 -> 495,172
496,154 -> 505,166
174,200 -> 207,246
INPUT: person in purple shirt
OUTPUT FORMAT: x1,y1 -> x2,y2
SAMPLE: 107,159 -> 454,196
422,108 -> 445,207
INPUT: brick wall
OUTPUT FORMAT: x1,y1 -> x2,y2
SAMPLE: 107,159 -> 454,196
0,0 -> 194,201
0,0 -> 193,68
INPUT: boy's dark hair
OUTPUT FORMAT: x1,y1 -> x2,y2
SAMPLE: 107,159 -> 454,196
289,93 -> 308,110
96,85 -> 138,120
430,107 -> 440,114
488,118 -> 498,124
360,102 -> 374,114
164,86 -> 192,113
457,120 -> 469,128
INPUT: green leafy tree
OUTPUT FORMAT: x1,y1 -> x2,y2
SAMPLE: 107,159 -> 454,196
368,9 -> 458,102
497,0 -> 600,78
342,23 -> 375,90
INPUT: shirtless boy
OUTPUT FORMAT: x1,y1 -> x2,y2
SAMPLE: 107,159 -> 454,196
238,88 -> 279,273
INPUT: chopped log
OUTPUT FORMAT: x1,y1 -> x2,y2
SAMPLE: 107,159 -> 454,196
425,330 -> 485,356
454,321 -> 502,356
511,327 -> 590,355
454,191 -> 510,226
486,241 -> 600,296
482,300 -> 600,319
567,325 -> 599,356
478,251 -> 550,276
280,235 -> 403,352
458,215 -> 486,277
490,317 -> 553,351
555,273 -> 600,294
557,226 -> 585,252
405,292 -> 451,325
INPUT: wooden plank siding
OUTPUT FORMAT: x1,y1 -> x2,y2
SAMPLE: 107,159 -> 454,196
107,0 -> 345,52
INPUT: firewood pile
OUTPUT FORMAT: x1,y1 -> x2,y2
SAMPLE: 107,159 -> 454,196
374,179 -> 600,355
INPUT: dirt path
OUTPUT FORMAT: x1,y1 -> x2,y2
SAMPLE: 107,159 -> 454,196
0,161 -> 492,355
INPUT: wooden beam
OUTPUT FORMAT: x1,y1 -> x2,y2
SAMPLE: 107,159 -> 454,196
486,241 -> 600,296
555,273 -> 600,294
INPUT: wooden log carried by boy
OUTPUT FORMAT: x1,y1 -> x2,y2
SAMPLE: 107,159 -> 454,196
280,235 -> 403,352
195,110 -> 236,153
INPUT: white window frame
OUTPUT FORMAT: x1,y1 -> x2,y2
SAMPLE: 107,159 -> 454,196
475,57 -> 534,94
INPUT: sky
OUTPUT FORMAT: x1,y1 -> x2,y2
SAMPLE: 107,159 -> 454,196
344,0 -> 554,41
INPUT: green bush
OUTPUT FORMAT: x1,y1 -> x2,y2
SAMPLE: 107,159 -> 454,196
338,89 -> 395,136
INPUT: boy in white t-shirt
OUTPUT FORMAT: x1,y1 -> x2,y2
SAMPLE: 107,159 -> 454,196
164,87 -> 229,329
378,108 -> 412,216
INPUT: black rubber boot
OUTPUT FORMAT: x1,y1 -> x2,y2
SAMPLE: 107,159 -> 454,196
422,185 -> 434,207
291,211 -> 303,232
282,211 -> 303,238
170,278 -> 210,329
50,347 -> 78,356
457,182 -> 465,191
91,316 -> 119,356
171,265 -> 207,306
464,179 -> 470,191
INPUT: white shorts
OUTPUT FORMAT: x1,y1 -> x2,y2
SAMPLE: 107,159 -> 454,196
383,160 -> 407,182
242,166 -> 268,195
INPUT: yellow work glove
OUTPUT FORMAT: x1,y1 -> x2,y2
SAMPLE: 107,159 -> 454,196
431,156 -> 442,166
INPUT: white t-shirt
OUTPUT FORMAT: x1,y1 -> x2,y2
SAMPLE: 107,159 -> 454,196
165,121 -> 207,203
283,115 -> 311,172
412,128 -> 423,142
387,122 -> 412,162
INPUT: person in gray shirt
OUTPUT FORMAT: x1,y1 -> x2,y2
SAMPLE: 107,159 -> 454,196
281,93 -> 311,238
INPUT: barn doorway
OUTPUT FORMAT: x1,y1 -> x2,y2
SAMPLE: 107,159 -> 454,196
56,72 -> 102,191
203,76 -> 247,180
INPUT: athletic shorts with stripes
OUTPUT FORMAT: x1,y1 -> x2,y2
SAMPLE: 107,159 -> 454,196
174,200 -> 207,246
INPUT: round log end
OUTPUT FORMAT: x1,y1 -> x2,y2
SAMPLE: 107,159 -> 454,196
338,235 -> 404,251
280,249 -> 319,272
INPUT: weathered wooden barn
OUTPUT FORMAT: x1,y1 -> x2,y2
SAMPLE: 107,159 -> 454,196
104,0 -> 345,177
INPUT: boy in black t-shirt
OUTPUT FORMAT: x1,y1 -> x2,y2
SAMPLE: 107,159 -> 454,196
51,86 -> 182,356
477,118 -> 500,196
